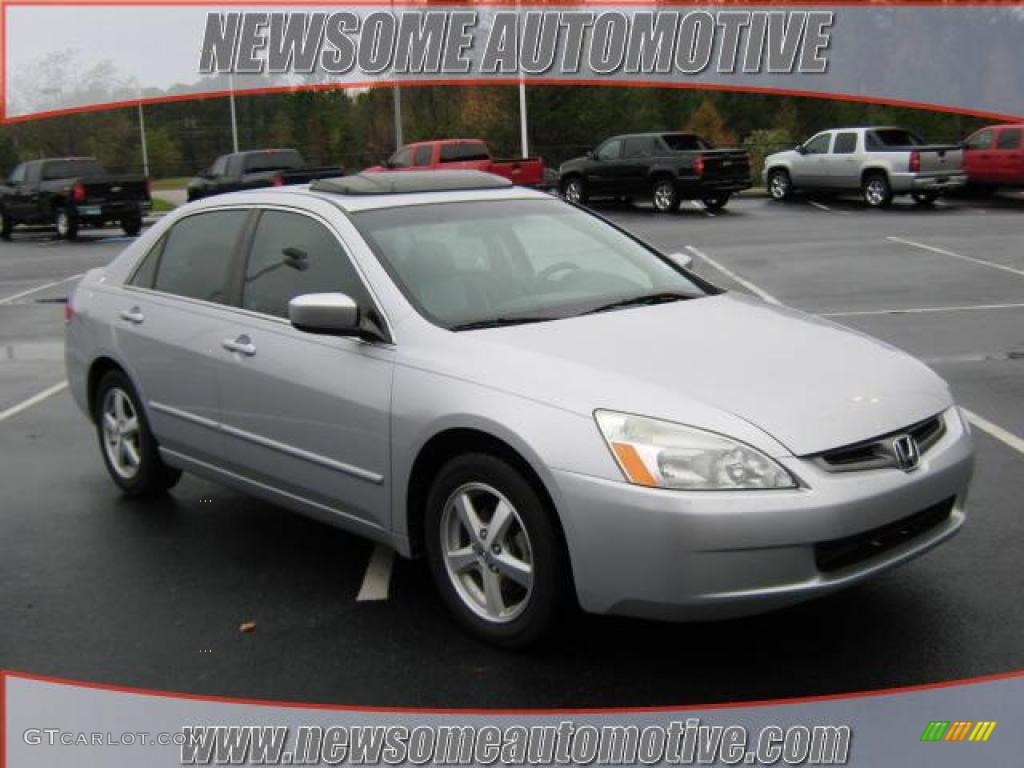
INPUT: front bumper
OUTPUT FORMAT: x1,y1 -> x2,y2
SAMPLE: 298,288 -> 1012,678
891,173 -> 968,194
553,408 -> 974,620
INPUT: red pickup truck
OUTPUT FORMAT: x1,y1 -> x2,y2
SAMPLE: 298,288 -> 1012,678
963,124 -> 1024,190
365,139 -> 547,187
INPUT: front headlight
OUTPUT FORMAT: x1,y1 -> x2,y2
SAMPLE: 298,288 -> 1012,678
595,411 -> 797,491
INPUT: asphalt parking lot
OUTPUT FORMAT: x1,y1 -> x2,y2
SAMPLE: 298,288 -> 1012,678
1,192 -> 1022,708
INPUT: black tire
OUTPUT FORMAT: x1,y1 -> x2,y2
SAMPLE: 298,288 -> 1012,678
912,191 -> 938,206
55,207 -> 79,240
560,176 -> 588,206
0,206 -> 12,240
767,169 -> 792,201
862,173 -> 893,208
424,453 -> 568,648
651,177 -> 680,213
702,194 -> 731,212
93,369 -> 181,497
121,215 -> 143,237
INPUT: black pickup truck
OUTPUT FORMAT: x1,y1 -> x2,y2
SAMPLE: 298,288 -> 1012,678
559,132 -> 751,212
0,157 -> 150,240
186,149 -> 344,201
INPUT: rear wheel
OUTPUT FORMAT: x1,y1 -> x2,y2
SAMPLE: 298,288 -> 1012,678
702,194 -> 731,212
121,215 -> 142,237
425,453 -> 567,648
912,191 -> 938,206
561,176 -> 588,206
767,169 -> 792,201
862,173 -> 893,208
0,207 -> 12,240
55,207 -> 79,240
652,178 -> 680,213
94,370 -> 181,496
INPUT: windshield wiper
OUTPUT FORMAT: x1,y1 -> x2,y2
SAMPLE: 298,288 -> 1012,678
581,292 -> 693,315
451,317 -> 553,332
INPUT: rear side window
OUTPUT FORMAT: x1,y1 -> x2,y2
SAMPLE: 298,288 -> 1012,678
833,133 -> 858,154
128,235 -> 165,288
244,151 -> 303,173
867,129 -> 924,149
623,137 -> 654,158
241,211 -> 367,319
661,134 -> 708,151
997,129 -> 1021,150
439,142 -> 489,162
152,211 -> 248,304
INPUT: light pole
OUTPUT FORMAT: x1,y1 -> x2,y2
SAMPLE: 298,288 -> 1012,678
137,99 -> 150,177
228,73 -> 240,153
517,4 -> 529,158
393,86 -> 404,149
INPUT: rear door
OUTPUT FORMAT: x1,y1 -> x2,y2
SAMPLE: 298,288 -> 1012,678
215,207 -> 393,532
116,208 -> 249,460
964,128 -> 997,183
994,127 -> 1024,184
826,131 -> 860,189
620,136 -> 655,194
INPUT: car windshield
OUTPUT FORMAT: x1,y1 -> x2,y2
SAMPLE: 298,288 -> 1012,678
352,199 -> 711,330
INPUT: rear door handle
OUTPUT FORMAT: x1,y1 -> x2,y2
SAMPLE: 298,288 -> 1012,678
222,334 -> 256,357
119,307 -> 144,324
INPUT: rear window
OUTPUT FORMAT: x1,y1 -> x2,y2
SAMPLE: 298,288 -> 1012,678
243,151 -> 303,173
661,134 -> 709,151
41,159 -> 105,180
866,129 -> 924,149
997,129 -> 1022,150
152,211 -> 248,304
439,142 -> 489,163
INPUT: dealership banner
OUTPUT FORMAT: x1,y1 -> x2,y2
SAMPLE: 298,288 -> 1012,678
2,2 -> 1023,122
3,670 -> 1024,766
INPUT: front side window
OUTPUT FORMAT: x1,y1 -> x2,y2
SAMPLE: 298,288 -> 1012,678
413,146 -> 432,166
997,129 -> 1021,150
803,134 -> 831,155
242,211 -> 367,319
8,164 -> 26,184
152,210 -> 248,304
209,156 -> 229,176
353,199 -> 708,329
966,130 -> 993,150
833,133 -> 858,154
390,148 -> 414,169
596,140 -> 623,161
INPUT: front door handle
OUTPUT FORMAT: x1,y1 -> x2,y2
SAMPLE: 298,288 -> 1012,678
119,307 -> 144,324
222,335 -> 256,357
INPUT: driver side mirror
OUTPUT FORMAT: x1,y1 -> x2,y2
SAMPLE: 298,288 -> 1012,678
288,293 -> 360,336
665,251 -> 694,271
795,144 -> 808,155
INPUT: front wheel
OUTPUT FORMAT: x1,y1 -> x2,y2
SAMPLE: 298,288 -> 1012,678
702,194 -> 731,212
94,370 -> 181,496
652,178 -> 680,213
767,169 -> 793,201
121,215 -> 142,237
425,453 -> 567,648
912,191 -> 938,206
55,207 -> 79,240
862,173 -> 893,208
561,176 -> 588,206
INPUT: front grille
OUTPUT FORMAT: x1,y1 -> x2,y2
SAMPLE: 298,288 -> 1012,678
814,496 -> 955,573
812,413 -> 946,473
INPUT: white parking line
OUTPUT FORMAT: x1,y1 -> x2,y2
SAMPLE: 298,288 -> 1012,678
962,408 -> 1024,457
0,381 -> 68,424
808,200 -> 831,212
356,544 -> 394,601
685,245 -> 781,305
0,273 -> 83,305
689,201 -> 715,218
887,236 -> 1024,279
821,302 -> 1024,318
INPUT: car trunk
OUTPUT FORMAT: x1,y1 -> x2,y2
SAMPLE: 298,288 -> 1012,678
700,149 -> 751,181
915,145 -> 964,174
79,176 -> 148,203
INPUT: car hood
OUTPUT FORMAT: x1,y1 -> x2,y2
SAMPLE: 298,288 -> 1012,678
441,294 -> 951,457
765,149 -> 798,166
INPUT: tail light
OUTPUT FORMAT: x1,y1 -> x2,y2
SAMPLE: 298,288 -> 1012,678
71,182 -> 87,202
909,151 -> 921,173
63,300 -> 75,325
694,155 -> 705,177
272,174 -> 284,187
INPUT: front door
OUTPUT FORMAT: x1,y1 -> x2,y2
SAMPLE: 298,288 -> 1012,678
215,208 -> 393,533
964,128 -> 997,184
790,132 -> 832,187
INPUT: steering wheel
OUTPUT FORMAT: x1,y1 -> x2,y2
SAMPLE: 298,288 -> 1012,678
537,261 -> 581,282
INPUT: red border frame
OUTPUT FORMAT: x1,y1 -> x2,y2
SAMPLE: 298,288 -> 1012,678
3,667 -> 1024,716
2,1 -> 1024,124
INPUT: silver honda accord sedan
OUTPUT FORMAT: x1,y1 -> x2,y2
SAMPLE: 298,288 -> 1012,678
65,171 -> 974,646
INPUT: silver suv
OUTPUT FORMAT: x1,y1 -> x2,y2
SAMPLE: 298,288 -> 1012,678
66,171 -> 974,646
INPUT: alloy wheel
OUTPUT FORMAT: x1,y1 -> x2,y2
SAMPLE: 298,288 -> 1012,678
864,179 -> 888,207
440,482 -> 534,623
56,210 -> 69,238
653,181 -> 676,211
769,172 -> 790,200
564,180 -> 583,204
101,387 -> 142,480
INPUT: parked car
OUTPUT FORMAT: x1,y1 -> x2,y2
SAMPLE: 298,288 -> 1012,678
0,157 -> 150,240
66,170 -> 974,647
365,139 -> 547,188
764,127 -> 966,207
186,149 -> 343,201
558,132 -> 751,212
962,124 -> 1024,191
